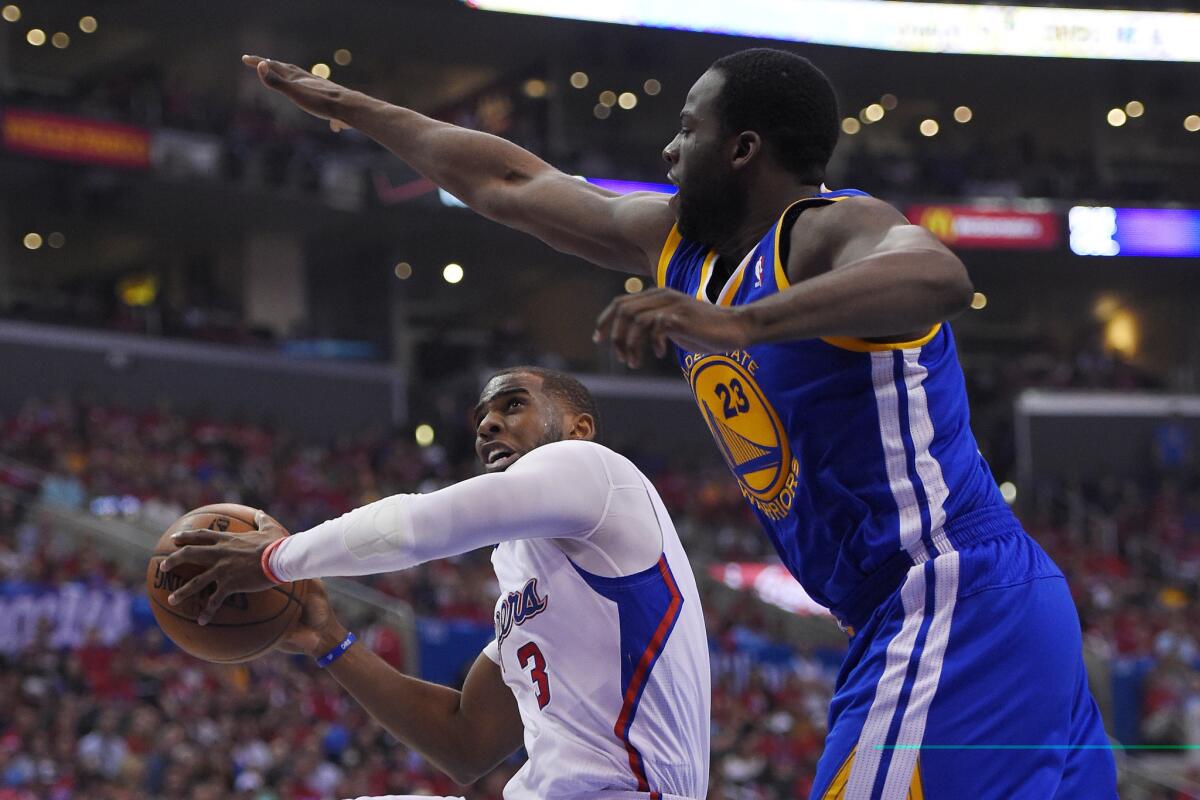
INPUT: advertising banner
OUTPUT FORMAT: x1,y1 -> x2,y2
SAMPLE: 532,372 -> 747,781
2,109 -> 151,169
908,204 -> 1060,250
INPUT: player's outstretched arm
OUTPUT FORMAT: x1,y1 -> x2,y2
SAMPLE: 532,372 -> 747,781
243,55 -> 672,276
162,442 -> 614,621
279,581 -> 523,786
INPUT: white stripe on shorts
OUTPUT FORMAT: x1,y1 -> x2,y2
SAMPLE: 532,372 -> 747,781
843,562 -> 929,797
879,551 -> 960,797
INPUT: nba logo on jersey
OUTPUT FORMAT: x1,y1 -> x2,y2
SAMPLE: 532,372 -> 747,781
753,255 -> 764,288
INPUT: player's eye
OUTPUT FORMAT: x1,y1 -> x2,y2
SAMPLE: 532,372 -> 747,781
506,398 -> 525,412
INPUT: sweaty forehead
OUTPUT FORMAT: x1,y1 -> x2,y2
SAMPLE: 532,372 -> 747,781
478,373 -> 543,406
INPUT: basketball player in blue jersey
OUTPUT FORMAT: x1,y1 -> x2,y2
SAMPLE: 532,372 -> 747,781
238,49 -> 1116,798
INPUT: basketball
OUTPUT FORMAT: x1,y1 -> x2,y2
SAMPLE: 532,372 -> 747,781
145,503 -> 308,663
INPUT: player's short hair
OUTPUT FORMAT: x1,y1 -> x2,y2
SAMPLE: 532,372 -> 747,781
490,366 -> 600,435
710,48 -> 840,184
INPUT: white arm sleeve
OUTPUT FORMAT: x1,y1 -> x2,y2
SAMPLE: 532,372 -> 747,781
269,440 -> 614,583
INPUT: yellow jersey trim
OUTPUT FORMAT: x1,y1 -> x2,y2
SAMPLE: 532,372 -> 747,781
821,324 -> 942,352
715,248 -> 758,307
656,225 -> 682,288
774,193 -> 853,291
821,748 -> 856,799
694,251 -> 718,301
910,760 -> 925,800
819,747 -> 923,798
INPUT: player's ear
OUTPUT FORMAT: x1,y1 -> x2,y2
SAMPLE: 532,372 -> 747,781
565,413 -> 596,442
731,131 -> 761,170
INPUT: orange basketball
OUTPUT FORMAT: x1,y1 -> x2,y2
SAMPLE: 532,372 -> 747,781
145,503 -> 308,663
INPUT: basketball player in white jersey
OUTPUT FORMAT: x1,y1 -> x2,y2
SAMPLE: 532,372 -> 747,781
162,367 -> 710,800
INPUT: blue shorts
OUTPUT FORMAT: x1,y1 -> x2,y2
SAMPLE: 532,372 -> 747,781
812,527 -> 1117,799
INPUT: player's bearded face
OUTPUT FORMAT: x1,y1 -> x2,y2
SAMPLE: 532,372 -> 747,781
475,376 -> 567,473
676,151 -> 748,246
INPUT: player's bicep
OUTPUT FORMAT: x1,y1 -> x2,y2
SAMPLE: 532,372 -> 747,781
457,652 -> 524,769
499,173 -> 673,275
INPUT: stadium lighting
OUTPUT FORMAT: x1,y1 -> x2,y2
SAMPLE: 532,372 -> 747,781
643,79 -> 661,96
954,105 -> 973,123
414,424 -> 436,447
26,28 -> 45,46
1106,108 -> 1127,127
1124,100 -> 1144,118
617,92 -> 637,110
880,93 -> 898,110
919,119 -> 939,137
593,103 -> 611,119
570,71 -> 589,89
443,263 -> 464,284
334,48 -> 352,66
464,0 -> 1200,63
864,103 -> 884,122
1184,114 -> 1200,132
1104,309 -> 1139,357
78,15 -> 96,33
311,63 -> 331,79
970,292 -> 987,310
393,261 -> 412,280
523,78 -> 548,98
47,232 -> 65,249
22,233 -> 42,250
841,117 -> 861,135
2,5 -> 19,23
999,482 -> 1017,504
624,277 -> 644,293
51,31 -> 69,48
598,90 -> 616,107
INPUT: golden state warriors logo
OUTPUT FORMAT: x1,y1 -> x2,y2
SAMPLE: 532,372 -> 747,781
687,353 -> 799,520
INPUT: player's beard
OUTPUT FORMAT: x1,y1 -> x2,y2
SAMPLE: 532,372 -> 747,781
676,166 -> 748,248
534,417 -> 564,451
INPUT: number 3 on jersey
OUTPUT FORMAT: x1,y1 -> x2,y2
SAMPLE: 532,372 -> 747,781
517,642 -> 551,709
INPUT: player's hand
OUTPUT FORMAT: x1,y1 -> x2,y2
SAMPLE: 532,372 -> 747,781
241,54 -> 353,132
161,509 -> 289,626
275,579 -> 348,658
593,287 -> 753,368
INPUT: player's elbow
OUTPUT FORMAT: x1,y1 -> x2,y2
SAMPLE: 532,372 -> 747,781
929,253 -> 974,320
444,750 -> 505,786
446,763 -> 486,787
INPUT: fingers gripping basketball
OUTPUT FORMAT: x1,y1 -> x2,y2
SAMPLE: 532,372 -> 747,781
146,503 -> 308,663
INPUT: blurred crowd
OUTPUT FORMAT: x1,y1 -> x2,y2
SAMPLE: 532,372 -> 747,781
8,58 -> 1195,205
1,389 -> 1198,798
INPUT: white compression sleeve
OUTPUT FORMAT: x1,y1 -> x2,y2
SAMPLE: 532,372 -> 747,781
269,440 -> 613,583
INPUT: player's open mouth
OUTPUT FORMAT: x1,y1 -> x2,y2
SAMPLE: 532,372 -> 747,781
484,446 -> 517,469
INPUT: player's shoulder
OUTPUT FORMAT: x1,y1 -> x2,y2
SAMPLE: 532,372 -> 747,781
795,194 -> 909,240
787,194 -> 910,274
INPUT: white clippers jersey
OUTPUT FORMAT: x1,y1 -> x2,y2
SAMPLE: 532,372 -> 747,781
482,442 -> 710,800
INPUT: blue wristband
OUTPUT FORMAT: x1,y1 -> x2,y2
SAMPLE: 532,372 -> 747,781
315,631 -> 356,668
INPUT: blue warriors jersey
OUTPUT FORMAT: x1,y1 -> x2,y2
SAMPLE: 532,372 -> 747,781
658,189 -> 1012,632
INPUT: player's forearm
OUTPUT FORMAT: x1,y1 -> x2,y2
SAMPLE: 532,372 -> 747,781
267,445 -> 606,583
337,92 -> 557,220
738,249 -> 973,345
318,636 -> 493,785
